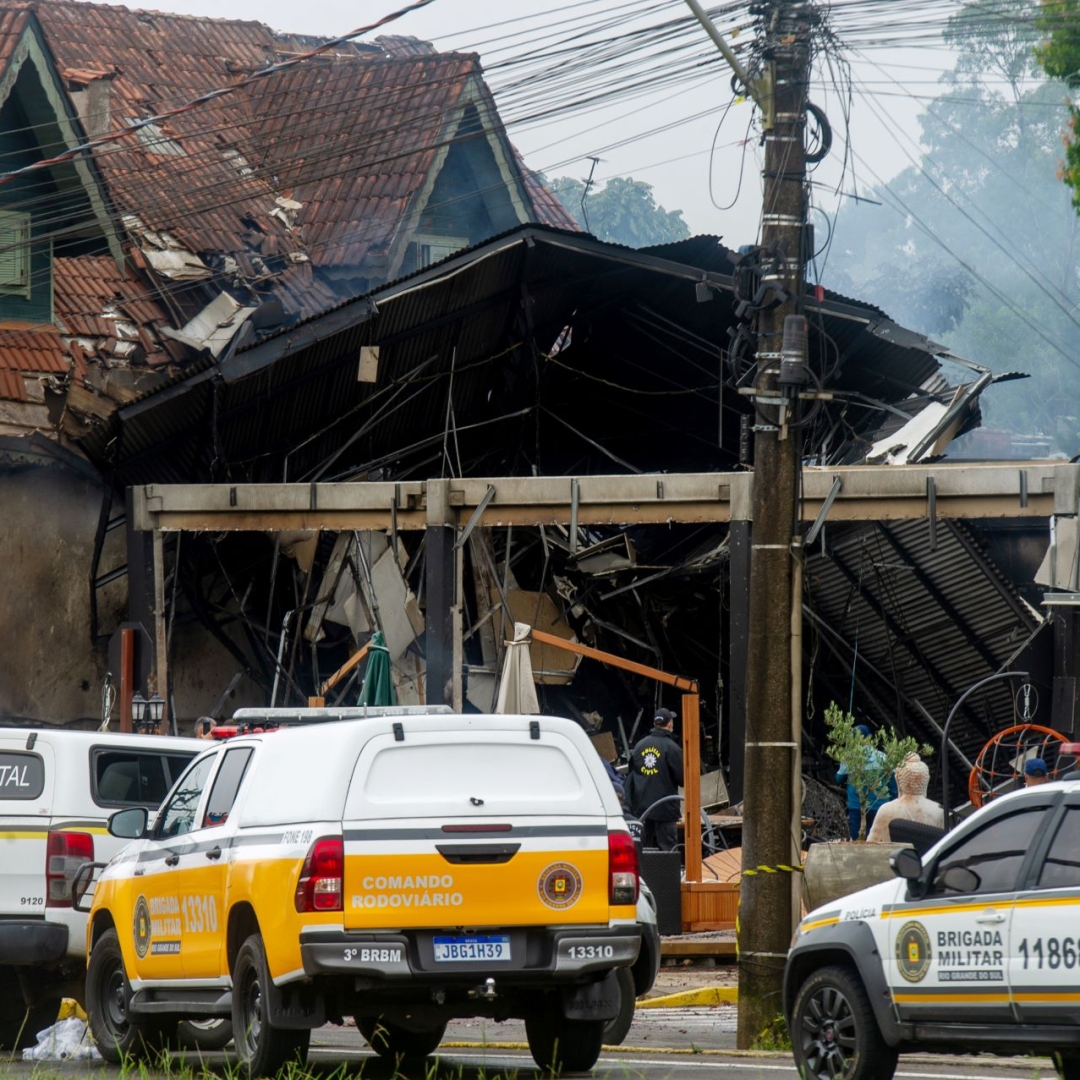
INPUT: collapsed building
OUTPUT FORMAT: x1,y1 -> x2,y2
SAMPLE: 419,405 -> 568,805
0,0 -> 572,719
105,225 -> 1074,806
0,3 -> 1073,810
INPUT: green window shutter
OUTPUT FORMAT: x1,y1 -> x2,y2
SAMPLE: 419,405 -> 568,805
0,210 -> 30,297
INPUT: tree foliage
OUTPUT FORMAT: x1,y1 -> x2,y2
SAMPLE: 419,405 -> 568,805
824,703 -> 931,841
549,175 -> 690,248
1035,0 -> 1080,208
826,0 -> 1080,450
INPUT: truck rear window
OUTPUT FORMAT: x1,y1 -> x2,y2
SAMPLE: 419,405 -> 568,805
0,752 -> 44,799
363,743 -> 584,805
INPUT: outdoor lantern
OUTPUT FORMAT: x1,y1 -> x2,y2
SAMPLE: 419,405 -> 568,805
131,691 -> 146,731
147,694 -> 165,729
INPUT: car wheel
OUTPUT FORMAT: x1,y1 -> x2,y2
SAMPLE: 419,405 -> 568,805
232,933 -> 310,1077
86,929 -> 172,1064
525,996 -> 605,1075
603,968 -> 636,1046
176,1017 -> 234,1052
0,968 -> 60,1051
356,1017 -> 446,1058
791,964 -> 897,1080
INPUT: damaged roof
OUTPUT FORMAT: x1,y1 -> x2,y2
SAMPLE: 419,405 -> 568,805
99,224 -> 998,486
0,0 -> 574,413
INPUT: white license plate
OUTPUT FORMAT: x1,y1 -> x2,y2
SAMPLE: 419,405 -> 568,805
433,935 -> 512,962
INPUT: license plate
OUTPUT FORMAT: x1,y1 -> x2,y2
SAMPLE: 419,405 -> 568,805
433,935 -> 512,962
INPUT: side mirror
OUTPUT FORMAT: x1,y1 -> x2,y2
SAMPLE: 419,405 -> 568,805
108,806 -> 148,840
941,865 -> 981,894
891,846 -> 923,881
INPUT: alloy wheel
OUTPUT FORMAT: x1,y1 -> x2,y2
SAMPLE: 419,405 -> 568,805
799,983 -> 857,1079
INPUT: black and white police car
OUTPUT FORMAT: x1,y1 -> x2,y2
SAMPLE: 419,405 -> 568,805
785,779 -> 1080,1080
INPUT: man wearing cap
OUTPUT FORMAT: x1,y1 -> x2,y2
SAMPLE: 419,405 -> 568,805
1025,757 -> 1050,786
625,708 -> 684,851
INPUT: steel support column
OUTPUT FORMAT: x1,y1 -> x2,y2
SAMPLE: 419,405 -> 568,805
727,519 -> 750,802
425,479 -> 457,707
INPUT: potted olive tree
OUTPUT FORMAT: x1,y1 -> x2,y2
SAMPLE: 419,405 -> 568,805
803,703 -> 933,910
825,702 -> 931,841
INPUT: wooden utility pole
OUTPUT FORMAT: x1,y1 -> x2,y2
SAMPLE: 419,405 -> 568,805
736,0 -> 811,1049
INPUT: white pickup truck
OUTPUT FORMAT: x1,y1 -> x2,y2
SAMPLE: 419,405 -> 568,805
0,726 -> 202,1050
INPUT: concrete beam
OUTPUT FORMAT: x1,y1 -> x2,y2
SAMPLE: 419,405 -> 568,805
131,462 -> 1075,534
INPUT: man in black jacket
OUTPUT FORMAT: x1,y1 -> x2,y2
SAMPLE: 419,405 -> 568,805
625,708 -> 684,850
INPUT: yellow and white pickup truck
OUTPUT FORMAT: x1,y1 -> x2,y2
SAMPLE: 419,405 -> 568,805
85,711 -> 642,1075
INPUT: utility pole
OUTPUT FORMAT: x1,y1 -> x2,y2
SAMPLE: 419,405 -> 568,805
735,2 -> 811,1050
683,0 -> 814,1046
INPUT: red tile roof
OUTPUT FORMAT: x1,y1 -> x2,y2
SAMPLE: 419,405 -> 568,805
27,2 -> 572,287
54,255 -> 172,367
0,324 -> 67,376
0,367 -> 25,400
0,1 -> 576,402
242,52 -> 476,270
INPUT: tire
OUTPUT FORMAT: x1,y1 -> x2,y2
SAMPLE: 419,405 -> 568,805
525,996 -> 605,1075
232,933 -> 310,1077
176,1017 -> 234,1052
357,1017 -> 447,1058
603,968 -> 636,1046
0,968 -> 60,1051
791,964 -> 898,1080
86,929 -> 174,1064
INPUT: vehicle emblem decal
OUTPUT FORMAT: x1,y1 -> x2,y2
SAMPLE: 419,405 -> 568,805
896,920 -> 932,983
133,895 -> 151,959
538,862 -> 582,910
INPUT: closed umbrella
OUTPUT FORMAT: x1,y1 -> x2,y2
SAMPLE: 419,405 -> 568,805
495,622 -> 540,714
358,631 -> 396,706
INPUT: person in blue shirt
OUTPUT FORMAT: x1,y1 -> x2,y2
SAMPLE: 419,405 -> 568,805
836,724 -> 898,840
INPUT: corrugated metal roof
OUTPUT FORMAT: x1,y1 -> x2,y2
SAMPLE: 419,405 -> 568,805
806,518 -> 1040,761
105,225 -> 983,485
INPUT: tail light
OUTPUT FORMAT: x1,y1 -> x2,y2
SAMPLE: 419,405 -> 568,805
608,831 -> 639,906
46,831 -> 94,908
294,837 -> 344,913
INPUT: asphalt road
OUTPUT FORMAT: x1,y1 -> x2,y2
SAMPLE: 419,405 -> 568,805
3,1007 -> 1057,1080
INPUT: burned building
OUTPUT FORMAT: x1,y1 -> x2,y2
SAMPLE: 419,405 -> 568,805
0,0 -> 572,719
0,5 -> 1069,812
111,225 -> 1066,806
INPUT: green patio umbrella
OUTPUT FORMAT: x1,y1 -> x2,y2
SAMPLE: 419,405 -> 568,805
358,631 -> 396,706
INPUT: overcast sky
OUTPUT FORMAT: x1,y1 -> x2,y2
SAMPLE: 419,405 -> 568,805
98,0 -> 953,249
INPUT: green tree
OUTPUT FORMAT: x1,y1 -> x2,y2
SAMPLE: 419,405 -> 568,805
824,703 -> 931,841
826,0 -> 1080,450
549,175 -> 690,247
1035,0 -> 1080,208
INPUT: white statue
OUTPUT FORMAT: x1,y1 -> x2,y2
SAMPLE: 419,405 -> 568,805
866,753 -> 943,843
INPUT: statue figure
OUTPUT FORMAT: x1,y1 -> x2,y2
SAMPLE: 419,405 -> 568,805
866,753 -> 943,843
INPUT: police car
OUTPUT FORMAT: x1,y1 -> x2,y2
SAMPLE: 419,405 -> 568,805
84,711 -> 644,1076
785,780 -> 1080,1080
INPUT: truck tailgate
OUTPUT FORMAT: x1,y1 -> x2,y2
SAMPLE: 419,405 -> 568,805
341,729 -> 612,930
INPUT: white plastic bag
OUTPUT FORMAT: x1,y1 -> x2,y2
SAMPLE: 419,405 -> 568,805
21,1017 -> 101,1060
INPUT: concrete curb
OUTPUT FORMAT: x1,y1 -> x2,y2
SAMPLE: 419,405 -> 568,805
638,986 -> 738,1008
